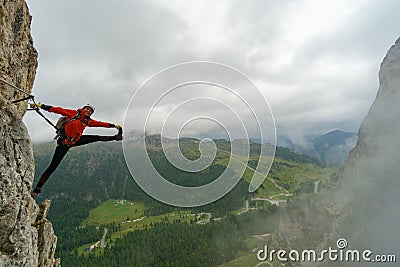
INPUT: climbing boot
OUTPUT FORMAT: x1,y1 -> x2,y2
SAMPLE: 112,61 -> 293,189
115,127 -> 123,141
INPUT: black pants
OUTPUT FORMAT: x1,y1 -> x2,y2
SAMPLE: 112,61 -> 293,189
33,135 -> 116,193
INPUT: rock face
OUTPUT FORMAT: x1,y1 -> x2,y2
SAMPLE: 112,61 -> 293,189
335,37 -> 400,251
274,38 -> 400,266
0,1 -> 59,266
0,0 -> 37,117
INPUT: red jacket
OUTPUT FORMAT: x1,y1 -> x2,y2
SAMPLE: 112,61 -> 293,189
48,106 -> 113,145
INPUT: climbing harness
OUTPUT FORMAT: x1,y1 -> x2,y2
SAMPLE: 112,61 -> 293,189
54,109 -> 83,140
0,77 -> 58,131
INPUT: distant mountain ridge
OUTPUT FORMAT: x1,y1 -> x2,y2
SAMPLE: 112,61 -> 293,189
277,129 -> 358,165
312,130 -> 358,165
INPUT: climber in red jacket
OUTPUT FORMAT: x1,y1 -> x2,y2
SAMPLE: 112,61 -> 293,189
31,103 -> 123,199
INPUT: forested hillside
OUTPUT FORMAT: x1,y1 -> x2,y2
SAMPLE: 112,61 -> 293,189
32,138 -> 333,266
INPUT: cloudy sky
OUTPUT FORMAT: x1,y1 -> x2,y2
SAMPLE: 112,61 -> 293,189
24,0 -> 400,144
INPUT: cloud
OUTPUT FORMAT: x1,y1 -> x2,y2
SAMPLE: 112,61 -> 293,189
25,0 -> 400,143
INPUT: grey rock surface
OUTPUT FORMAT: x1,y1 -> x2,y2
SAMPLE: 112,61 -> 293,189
0,0 -> 59,266
264,38 -> 400,267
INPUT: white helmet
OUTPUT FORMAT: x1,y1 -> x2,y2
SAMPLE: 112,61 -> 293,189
83,104 -> 95,113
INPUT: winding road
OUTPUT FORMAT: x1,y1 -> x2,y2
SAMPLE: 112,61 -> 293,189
100,228 -> 108,248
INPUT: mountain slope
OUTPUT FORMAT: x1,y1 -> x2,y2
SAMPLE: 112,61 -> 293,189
32,136 -> 335,266
32,138 -> 328,223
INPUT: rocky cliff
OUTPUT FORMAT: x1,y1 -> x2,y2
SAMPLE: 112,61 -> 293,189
334,36 -> 400,252
0,1 -> 59,266
271,38 -> 400,266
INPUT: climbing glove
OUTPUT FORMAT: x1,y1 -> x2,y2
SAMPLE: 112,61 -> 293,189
29,102 -> 42,109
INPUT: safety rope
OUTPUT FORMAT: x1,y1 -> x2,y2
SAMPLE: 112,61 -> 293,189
0,77 -> 58,130
0,77 -> 32,97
